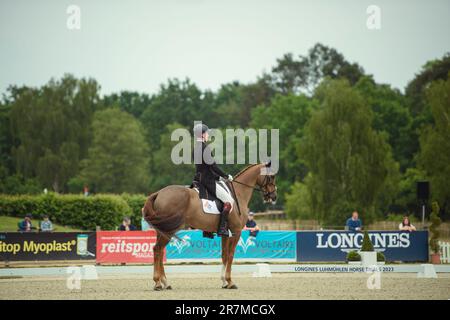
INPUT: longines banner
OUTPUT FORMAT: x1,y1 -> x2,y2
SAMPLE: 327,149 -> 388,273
0,232 -> 96,261
167,230 -> 296,260
296,231 -> 429,262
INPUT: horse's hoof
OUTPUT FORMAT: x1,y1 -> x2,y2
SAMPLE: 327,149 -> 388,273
165,285 -> 172,290
223,284 -> 238,289
154,285 -> 163,291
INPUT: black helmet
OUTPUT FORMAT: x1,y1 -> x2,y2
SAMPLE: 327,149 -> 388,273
193,123 -> 209,138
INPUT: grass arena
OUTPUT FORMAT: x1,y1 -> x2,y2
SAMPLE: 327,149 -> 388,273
1,264 -> 450,300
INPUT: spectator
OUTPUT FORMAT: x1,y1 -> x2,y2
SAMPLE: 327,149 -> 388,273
399,215 -> 416,232
18,213 -> 34,232
40,215 -> 53,232
118,216 -> 137,231
346,211 -> 362,232
243,211 -> 260,237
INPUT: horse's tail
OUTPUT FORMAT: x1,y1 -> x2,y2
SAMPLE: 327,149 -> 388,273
143,191 -> 184,240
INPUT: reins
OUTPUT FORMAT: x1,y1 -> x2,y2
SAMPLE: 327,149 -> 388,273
227,175 -> 269,217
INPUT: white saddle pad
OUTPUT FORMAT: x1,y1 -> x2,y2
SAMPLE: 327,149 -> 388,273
192,181 -> 232,214
201,199 -> 221,214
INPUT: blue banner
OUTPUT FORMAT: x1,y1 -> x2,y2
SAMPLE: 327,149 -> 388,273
296,231 -> 429,262
167,230 -> 296,260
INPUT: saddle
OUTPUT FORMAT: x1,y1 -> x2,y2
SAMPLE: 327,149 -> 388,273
189,180 -> 234,239
190,180 -> 233,214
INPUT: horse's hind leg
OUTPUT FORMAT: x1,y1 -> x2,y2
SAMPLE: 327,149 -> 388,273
159,235 -> 172,289
153,232 -> 171,290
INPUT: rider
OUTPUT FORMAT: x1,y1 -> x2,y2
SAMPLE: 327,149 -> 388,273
192,123 -> 234,237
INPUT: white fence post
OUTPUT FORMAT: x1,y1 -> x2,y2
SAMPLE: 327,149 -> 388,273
439,241 -> 450,264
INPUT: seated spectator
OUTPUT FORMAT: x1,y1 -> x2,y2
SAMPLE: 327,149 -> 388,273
118,216 -> 137,231
18,213 -> 34,232
345,211 -> 362,232
243,211 -> 260,237
40,215 -> 53,232
399,215 -> 416,232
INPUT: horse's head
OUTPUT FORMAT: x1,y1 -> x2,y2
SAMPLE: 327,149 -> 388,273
256,161 -> 277,204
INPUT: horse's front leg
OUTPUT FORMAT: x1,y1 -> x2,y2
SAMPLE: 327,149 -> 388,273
221,237 -> 229,288
224,231 -> 240,289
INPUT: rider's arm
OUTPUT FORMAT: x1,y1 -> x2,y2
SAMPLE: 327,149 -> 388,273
210,162 -> 227,178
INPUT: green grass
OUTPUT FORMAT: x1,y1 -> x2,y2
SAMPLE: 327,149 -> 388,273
0,216 -> 83,232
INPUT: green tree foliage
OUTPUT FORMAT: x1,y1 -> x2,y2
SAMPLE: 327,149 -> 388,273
285,180 -> 313,219
418,75 -> 450,218
103,91 -> 151,118
79,108 -> 150,193
405,54 -> 450,166
0,193 -> 133,230
251,94 -> 316,203
355,76 -> 413,170
8,75 -> 101,192
271,43 -> 365,94
215,75 -> 276,128
299,79 -> 399,225
150,123 -> 193,191
429,201 -> 442,254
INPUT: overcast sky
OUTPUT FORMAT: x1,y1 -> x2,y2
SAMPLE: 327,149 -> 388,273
1,0 -> 449,96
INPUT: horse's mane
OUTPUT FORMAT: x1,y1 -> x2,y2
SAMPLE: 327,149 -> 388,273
234,163 -> 261,179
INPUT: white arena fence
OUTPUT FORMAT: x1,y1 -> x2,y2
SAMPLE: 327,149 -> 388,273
439,241 -> 450,263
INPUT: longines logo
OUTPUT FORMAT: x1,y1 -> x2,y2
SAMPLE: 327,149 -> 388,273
316,232 -> 411,253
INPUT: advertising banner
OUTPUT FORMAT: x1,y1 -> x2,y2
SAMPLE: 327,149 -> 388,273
167,230 -> 296,260
296,231 -> 429,262
96,230 -> 162,264
0,232 -> 96,261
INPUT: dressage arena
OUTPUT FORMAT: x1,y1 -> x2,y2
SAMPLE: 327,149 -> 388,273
1,264 -> 450,300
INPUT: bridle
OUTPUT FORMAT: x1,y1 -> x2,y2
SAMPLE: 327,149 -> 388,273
230,175 -> 277,201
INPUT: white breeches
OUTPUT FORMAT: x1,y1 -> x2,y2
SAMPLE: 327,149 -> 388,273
215,182 -> 234,206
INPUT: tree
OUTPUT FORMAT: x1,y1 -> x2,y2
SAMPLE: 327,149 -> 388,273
215,74 -> 276,128
79,108 -> 150,193
103,91 -> 151,118
251,93 -> 317,204
149,123 -> 194,191
355,76 -> 414,170
405,53 -> 450,117
418,75 -> 450,219
285,180 -> 313,219
8,75 -> 101,192
271,43 -> 365,94
299,79 -> 399,225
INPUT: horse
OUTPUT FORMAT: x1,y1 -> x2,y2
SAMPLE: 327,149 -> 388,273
142,162 -> 277,290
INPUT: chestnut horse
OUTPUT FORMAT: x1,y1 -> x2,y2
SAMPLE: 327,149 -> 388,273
142,162 -> 277,290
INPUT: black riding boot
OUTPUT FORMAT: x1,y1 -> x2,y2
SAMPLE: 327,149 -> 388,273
217,202 -> 231,237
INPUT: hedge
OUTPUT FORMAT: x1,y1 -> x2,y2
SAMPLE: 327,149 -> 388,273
0,193 -> 148,231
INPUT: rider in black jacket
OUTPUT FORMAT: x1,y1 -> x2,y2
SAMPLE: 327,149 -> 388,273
192,123 -> 234,237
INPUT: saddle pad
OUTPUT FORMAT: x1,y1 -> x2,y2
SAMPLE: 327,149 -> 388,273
192,187 -> 222,214
201,199 -> 221,214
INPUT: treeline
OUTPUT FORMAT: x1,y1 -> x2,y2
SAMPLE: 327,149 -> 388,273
0,43 -> 449,225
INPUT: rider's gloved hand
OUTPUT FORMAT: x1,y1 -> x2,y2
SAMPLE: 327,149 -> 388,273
227,174 -> 233,181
